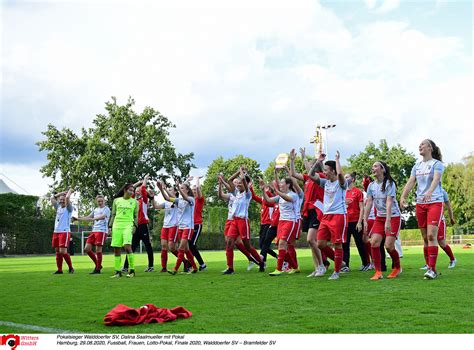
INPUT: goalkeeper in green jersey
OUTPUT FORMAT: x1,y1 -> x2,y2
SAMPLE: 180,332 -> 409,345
109,183 -> 139,278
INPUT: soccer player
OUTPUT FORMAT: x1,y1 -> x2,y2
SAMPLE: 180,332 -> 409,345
123,175 -> 154,273
218,175 -> 259,272
152,185 -> 179,272
109,183 -> 138,278
314,151 -> 348,280
363,161 -> 402,280
76,195 -> 110,274
260,174 -> 300,276
51,188 -> 75,274
223,167 -> 264,274
158,179 -> 198,275
343,172 -> 368,272
191,177 -> 206,271
289,149 -> 326,277
401,139 -> 444,279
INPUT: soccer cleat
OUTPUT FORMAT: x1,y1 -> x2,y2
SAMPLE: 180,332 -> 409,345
144,267 -> 154,272
68,268 -> 75,274
53,270 -> 63,274
282,262 -> 290,272
269,269 -> 283,276
420,264 -> 429,270
110,271 -> 122,278
315,265 -> 327,277
258,262 -> 265,272
288,268 -> 301,274
126,270 -> 135,278
307,271 -> 317,277
448,259 -> 457,269
222,268 -> 234,275
367,263 -> 375,270
328,272 -> 340,280
247,261 -> 256,271
370,271 -> 383,280
120,267 -> 128,273
187,269 -> 198,274
424,269 -> 438,280
340,266 -> 350,273
160,268 -> 168,273
199,264 -> 207,271
168,270 -> 178,275
89,269 -> 101,275
359,265 -> 370,271
387,268 -> 401,279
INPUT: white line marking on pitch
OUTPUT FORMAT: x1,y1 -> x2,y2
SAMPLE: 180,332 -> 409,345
0,321 -> 77,333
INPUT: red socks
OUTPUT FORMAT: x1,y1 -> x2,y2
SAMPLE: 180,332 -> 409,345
235,242 -> 251,259
63,253 -> 73,269
287,244 -> 298,269
174,249 -> 185,270
185,250 -> 197,270
334,248 -> 343,273
96,252 -> 103,270
248,246 -> 263,264
87,250 -> 97,266
322,246 -> 335,261
427,246 -> 439,271
161,249 -> 168,269
56,253 -> 63,272
388,249 -> 400,269
372,246 -> 382,272
423,246 -> 429,265
226,247 -> 234,269
441,244 -> 455,261
277,249 -> 286,271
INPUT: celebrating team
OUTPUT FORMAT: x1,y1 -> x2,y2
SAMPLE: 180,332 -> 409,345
51,138 -> 456,280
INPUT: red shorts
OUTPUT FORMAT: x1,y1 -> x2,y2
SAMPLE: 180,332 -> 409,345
293,219 -> 302,239
86,231 -> 107,246
438,219 -> 446,241
317,214 -> 348,244
52,232 -> 70,248
370,216 -> 401,238
178,228 -> 193,241
228,217 -> 251,240
161,226 -> 179,242
277,220 -> 297,242
224,220 -> 233,237
416,202 -> 444,228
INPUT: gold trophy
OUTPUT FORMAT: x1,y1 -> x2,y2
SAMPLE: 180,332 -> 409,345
275,153 -> 289,169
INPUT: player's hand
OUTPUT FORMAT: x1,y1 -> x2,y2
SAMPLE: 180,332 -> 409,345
363,220 -> 368,234
422,190 -> 433,203
335,150 -> 340,160
299,147 -> 306,158
356,221 -> 362,232
384,220 -> 391,234
400,197 -> 407,208
318,153 -> 326,162
290,149 -> 296,160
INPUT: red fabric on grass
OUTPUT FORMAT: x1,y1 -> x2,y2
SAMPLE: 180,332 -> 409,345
104,304 -> 192,326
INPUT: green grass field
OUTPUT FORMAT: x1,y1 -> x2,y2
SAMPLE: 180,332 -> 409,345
0,246 -> 472,334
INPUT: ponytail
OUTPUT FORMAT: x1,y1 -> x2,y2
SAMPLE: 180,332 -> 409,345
377,161 -> 396,193
427,139 -> 442,161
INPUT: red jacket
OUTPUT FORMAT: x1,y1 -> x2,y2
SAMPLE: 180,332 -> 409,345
250,187 -> 274,225
104,304 -> 192,326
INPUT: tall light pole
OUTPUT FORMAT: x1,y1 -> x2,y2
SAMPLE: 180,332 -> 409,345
310,124 -> 323,157
321,124 -> 336,157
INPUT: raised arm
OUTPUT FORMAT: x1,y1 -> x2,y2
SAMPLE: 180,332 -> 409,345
400,176 -> 416,208
195,177 -> 203,199
218,176 -> 231,201
156,180 -> 174,203
240,168 -> 249,193
335,151 -> 345,187
176,180 -> 191,203
290,149 -> 305,181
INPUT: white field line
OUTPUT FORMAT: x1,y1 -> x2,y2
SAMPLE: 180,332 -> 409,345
0,320 -> 77,333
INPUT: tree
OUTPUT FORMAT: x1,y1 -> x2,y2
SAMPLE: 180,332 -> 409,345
36,97 -> 194,207
443,153 -> 474,228
202,155 -> 262,206
346,139 -> 417,215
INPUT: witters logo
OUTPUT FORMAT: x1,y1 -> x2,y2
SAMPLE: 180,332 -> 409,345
1,335 -> 39,349
1,335 -> 20,350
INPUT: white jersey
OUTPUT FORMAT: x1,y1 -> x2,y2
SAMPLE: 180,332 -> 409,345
320,178 -> 348,215
54,203 -> 73,232
225,193 -> 236,221
273,191 -> 298,221
175,197 -> 195,229
162,201 -> 178,228
293,191 -> 304,221
367,181 -> 400,218
90,206 -> 110,232
411,159 -> 445,203
230,190 -> 252,218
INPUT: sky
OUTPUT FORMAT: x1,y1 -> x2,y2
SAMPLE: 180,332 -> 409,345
1,0 -> 473,196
